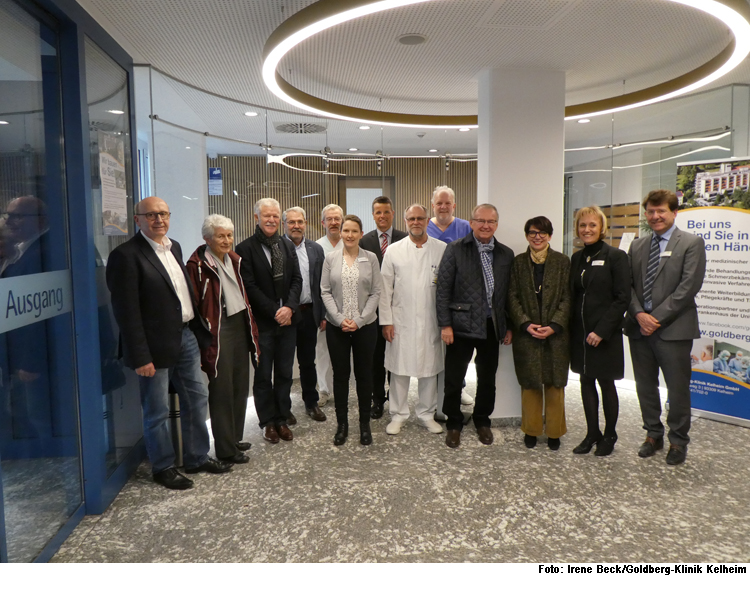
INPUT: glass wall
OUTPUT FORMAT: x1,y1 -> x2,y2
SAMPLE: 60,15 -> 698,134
84,38 -> 141,479
0,0 -> 82,562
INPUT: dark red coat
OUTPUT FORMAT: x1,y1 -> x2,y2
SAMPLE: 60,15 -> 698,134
187,245 -> 260,378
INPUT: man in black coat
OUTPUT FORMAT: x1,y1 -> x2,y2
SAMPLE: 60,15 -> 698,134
359,196 -> 407,418
106,197 -> 232,490
235,198 -> 302,444
283,206 -> 326,422
436,203 -> 514,448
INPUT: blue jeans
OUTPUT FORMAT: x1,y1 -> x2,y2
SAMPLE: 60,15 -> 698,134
138,326 -> 210,473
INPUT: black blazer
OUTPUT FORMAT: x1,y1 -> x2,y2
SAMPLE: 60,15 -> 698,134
235,233 -> 303,331
359,227 -> 408,267
106,231 -> 208,370
303,238 -> 326,326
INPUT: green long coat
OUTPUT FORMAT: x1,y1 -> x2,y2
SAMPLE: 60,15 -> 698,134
507,247 -> 571,390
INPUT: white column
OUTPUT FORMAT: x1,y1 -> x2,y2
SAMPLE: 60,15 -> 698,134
477,68 -> 566,418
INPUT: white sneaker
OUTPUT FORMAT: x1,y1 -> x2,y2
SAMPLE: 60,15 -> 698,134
386,419 -> 405,435
461,392 -> 474,406
318,391 -> 330,407
420,418 -> 444,434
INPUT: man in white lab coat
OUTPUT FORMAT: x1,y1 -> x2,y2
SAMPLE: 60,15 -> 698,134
379,204 -> 446,435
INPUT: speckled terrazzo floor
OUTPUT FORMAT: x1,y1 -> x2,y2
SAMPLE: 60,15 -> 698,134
51,375 -> 750,563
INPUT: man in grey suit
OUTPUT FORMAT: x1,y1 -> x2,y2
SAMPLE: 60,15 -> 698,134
625,189 -> 706,465
283,206 -> 327,422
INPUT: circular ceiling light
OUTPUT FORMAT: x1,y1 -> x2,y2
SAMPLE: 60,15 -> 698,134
578,119 -> 591,123
359,125 -> 371,130
398,33 -> 426,45
428,149 -> 438,152
244,111 -> 258,117
458,128 -> 470,132
349,147 -> 358,151
262,0 -> 750,127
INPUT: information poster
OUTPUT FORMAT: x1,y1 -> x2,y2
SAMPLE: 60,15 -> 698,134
98,131 -> 128,236
209,167 -> 223,195
676,159 -> 750,422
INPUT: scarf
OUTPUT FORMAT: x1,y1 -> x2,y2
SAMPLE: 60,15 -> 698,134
529,243 -> 549,265
255,225 -> 284,300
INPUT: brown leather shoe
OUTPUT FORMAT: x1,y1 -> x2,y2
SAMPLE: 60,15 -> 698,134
305,405 -> 327,422
638,436 -> 664,458
445,429 -> 461,448
287,413 -> 297,426
263,425 -> 280,444
477,426 -> 494,445
277,424 -> 294,441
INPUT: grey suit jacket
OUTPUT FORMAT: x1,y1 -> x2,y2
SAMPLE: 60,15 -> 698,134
321,248 -> 382,328
303,238 -> 326,326
625,227 -> 706,341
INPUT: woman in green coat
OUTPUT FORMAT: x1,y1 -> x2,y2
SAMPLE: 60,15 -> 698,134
507,216 -> 571,450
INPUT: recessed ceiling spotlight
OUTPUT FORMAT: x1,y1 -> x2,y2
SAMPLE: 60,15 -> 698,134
458,128 -> 470,132
186,146 -> 191,149
349,148 -> 358,152
0,121 -> 9,125
244,111 -> 258,117
107,109 -> 125,114
222,156 -> 227,159
578,119 -> 591,123
359,125 -> 371,130
428,149 -> 438,153
398,34 -> 426,46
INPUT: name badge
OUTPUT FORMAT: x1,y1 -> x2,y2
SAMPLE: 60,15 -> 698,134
661,251 -> 672,257
592,260 -> 605,266
357,257 -> 368,262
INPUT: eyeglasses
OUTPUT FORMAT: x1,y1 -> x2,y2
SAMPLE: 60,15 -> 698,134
324,217 -> 342,223
527,231 -> 548,238
137,211 -> 171,221
472,218 -> 498,226
405,216 -> 427,223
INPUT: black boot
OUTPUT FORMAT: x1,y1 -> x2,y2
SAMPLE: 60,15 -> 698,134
594,434 -> 617,456
573,433 -> 602,455
360,421 -> 372,446
333,422 -> 348,446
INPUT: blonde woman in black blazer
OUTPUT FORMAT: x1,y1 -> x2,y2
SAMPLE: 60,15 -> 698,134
321,214 -> 383,446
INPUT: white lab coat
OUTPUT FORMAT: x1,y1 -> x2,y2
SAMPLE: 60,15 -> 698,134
379,236 -> 446,378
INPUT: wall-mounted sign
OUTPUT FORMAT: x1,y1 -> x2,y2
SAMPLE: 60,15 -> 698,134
209,167 -> 223,195
99,131 -> 128,236
0,270 -> 73,334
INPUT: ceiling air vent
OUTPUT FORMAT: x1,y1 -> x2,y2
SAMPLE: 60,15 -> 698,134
274,122 -> 327,134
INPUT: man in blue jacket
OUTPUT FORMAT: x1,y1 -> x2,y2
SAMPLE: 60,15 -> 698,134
436,203 -> 514,448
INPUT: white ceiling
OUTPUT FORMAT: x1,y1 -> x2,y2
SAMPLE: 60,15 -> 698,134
76,0 -> 750,156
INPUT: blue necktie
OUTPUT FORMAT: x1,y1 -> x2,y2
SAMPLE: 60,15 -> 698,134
643,234 -> 662,311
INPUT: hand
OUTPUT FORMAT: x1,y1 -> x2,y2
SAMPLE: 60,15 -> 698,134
319,320 -> 327,332
136,363 -> 156,377
17,370 -> 40,383
341,319 -> 358,332
441,326 -> 454,345
636,312 -> 660,336
275,306 -> 293,326
503,329 -> 512,346
382,325 -> 395,342
534,326 -> 555,339
527,324 -> 549,339
586,332 -> 602,347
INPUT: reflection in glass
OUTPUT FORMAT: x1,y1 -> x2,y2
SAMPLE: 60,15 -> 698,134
0,0 -> 81,562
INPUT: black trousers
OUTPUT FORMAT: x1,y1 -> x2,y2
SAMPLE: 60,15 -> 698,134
326,322 -> 377,424
294,305 -> 319,409
208,311 -> 251,458
253,324 -> 295,429
443,319 -> 499,432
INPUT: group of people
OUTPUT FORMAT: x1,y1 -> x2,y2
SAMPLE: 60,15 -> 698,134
105,186 -> 705,490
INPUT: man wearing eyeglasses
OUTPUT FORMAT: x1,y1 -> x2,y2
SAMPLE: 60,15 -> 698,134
106,196 -> 232,490
379,204 -> 445,435
436,203 -> 514,448
359,196 -> 407,419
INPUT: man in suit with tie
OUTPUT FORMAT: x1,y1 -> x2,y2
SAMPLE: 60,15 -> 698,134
106,197 -> 232,490
359,196 -> 408,419
283,206 -> 326,422
235,198 -> 302,444
626,189 -> 706,465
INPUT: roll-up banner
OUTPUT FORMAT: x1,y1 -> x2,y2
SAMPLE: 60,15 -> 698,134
676,158 -> 750,425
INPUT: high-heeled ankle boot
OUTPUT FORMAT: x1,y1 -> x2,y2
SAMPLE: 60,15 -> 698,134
594,434 -> 617,456
573,433 -> 602,455
333,422 -> 348,446
360,421 -> 372,445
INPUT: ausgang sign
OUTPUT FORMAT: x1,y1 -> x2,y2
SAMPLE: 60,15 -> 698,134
0,270 -> 73,334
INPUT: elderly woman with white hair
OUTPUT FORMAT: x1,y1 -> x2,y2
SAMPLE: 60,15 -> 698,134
187,214 -> 260,464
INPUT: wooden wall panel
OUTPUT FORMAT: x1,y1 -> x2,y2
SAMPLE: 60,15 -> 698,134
207,156 -> 478,242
